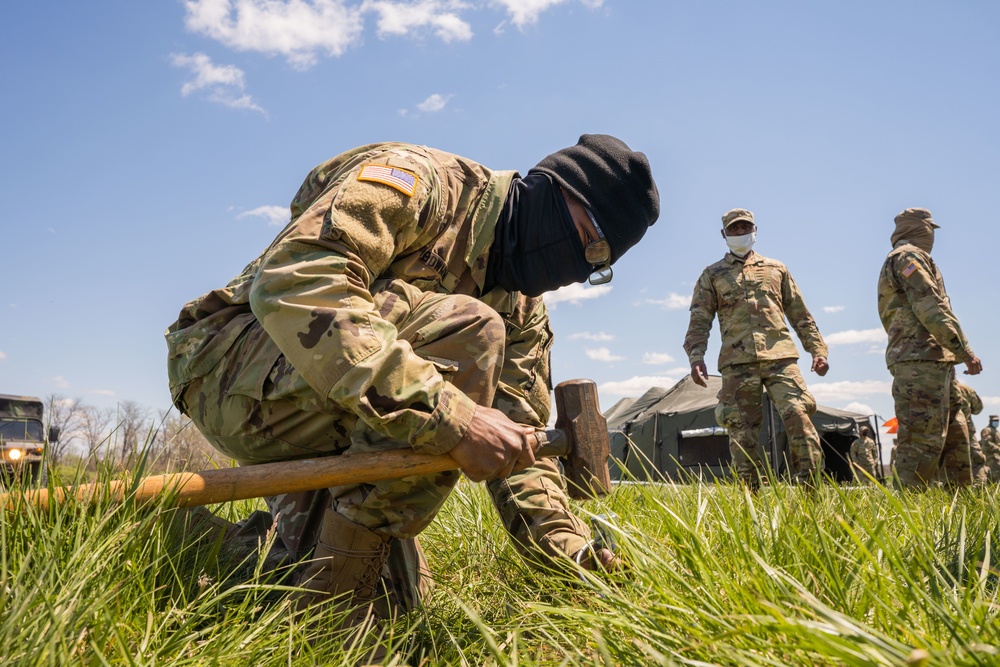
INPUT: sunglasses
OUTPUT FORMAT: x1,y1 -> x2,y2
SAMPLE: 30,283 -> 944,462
584,208 -> 613,286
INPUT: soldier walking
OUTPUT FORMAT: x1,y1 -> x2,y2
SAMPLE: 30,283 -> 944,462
684,208 -> 829,488
877,208 -> 982,487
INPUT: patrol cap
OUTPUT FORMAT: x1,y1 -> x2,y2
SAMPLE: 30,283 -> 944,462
991,414 -> 999,421
722,208 -> 754,229
893,207 -> 939,229
529,134 -> 659,265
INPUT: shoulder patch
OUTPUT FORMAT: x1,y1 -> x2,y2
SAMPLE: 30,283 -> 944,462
358,164 -> 419,197
901,261 -> 919,278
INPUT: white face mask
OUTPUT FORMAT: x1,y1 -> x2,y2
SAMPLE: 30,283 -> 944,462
725,232 -> 756,256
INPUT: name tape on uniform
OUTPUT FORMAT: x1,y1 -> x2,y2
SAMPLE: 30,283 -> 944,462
358,164 -> 419,197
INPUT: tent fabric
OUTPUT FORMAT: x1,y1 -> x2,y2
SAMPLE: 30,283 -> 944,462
605,374 -> 874,482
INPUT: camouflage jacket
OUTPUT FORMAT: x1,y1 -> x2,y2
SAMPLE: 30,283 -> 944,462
878,243 -> 973,366
981,426 -> 1000,451
683,251 -> 827,369
850,435 -> 880,474
165,143 -> 554,455
956,383 -> 983,439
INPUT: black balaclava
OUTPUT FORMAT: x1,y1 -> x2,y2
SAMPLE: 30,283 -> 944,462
484,172 -> 591,297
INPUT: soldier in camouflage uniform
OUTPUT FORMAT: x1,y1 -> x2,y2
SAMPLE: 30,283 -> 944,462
945,382 -> 988,484
683,208 -> 829,487
877,207 -> 982,488
849,425 -> 880,482
981,415 -> 1000,481
165,135 -> 659,625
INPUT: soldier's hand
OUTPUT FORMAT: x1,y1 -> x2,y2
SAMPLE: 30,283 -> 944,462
964,356 -> 983,376
448,405 -> 536,482
811,356 -> 830,376
691,362 -> 709,387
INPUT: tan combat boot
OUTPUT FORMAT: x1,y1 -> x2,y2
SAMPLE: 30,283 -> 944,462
293,509 -> 392,630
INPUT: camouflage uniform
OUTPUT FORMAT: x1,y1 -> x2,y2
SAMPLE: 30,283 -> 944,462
684,251 -> 827,483
981,419 -> 1000,481
944,383 -> 987,484
849,433 -> 880,482
165,143 -> 594,601
878,241 -> 976,487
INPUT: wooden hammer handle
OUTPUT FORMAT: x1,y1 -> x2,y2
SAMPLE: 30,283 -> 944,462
2,449 -> 460,511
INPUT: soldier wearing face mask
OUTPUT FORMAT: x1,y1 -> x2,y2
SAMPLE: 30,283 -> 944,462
878,207 -> 982,488
981,415 -> 1000,481
164,134 -> 659,633
683,208 -> 829,488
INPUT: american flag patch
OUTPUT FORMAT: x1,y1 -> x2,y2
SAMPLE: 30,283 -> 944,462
902,261 -> 919,278
358,164 -> 419,197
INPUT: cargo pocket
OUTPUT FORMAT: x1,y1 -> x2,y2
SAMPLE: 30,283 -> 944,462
220,323 -> 283,402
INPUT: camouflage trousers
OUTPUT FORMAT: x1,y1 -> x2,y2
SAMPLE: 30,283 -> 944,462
715,359 -> 823,483
890,361 -> 972,487
177,279 -> 591,601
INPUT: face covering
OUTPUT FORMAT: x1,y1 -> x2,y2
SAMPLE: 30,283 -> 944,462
991,420 -> 998,429
484,173 -> 592,297
725,232 -> 755,257
891,221 -> 934,253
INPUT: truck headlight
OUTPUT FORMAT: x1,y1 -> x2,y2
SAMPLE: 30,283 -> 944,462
7,449 -> 23,461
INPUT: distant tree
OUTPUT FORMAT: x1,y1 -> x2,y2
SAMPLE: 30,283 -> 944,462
79,405 -> 114,464
44,394 -> 84,467
113,400 -> 153,466
153,410 -> 226,472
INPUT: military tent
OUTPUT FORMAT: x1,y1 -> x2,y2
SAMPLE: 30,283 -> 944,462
606,374 -> 879,483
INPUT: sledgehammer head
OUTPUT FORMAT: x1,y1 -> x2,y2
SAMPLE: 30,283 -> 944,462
553,379 -> 611,500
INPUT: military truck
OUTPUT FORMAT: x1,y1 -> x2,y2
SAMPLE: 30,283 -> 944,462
0,394 -> 57,485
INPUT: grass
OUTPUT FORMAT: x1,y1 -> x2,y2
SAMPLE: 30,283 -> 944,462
1,461 -> 998,666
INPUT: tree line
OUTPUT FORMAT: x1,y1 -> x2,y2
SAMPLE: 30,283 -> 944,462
42,395 -> 226,473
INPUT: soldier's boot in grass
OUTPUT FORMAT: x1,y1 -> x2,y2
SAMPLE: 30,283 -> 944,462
293,509 -> 392,631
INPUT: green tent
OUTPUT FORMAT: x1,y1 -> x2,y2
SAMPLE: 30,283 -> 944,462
606,374 -> 879,482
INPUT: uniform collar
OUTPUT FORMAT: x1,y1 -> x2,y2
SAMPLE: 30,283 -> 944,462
467,170 -> 518,292
724,250 -> 758,265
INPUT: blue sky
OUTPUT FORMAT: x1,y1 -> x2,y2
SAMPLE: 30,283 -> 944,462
2,1 -> 998,451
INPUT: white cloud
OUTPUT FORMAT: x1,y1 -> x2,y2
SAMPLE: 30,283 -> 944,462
568,331 -> 614,342
170,52 -> 266,114
0,351 -> 6,361
808,380 -> 891,404
89,389 -> 118,397
644,292 -> 691,310
183,0 -> 366,69
823,305 -> 845,313
544,283 -> 611,306
642,352 -> 674,365
416,93 -> 452,113
825,328 -> 887,346
493,0 -> 602,28
238,205 -> 290,226
586,347 -> 623,362
843,401 -> 875,415
367,1 -> 472,42
983,396 -> 1000,407
53,376 -> 70,390
599,375 -> 676,398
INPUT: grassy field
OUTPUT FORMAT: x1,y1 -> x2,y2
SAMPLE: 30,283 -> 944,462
1,463 -> 998,666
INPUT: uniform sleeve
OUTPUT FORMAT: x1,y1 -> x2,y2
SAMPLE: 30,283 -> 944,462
969,389 -> 983,416
250,163 -> 475,456
781,267 -> 828,358
683,269 -> 717,365
892,252 -> 974,361
488,295 -> 593,565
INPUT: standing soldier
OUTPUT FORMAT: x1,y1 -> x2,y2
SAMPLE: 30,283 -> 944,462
877,207 -> 982,487
947,383 -> 988,484
850,425 -> 880,482
981,415 -> 1000,481
684,208 -> 829,488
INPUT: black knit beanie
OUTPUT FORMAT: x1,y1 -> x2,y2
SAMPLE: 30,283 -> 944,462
528,134 -> 659,264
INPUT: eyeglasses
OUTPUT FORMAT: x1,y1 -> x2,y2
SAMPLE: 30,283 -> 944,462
584,208 -> 613,286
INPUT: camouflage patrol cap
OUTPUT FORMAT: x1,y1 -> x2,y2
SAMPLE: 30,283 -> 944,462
529,134 -> 659,265
722,208 -> 755,229
893,207 -> 940,229
991,415 -> 999,421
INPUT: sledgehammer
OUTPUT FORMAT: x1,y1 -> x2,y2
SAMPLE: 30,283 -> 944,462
2,379 -> 610,511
